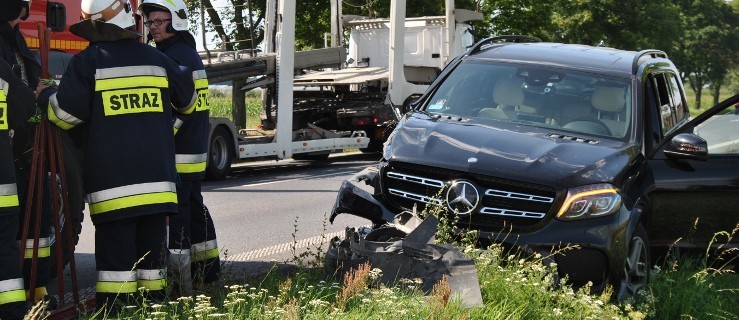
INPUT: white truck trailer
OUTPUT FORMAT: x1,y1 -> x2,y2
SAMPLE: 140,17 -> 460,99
202,0 -> 481,179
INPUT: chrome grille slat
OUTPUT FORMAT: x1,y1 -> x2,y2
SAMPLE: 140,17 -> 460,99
485,189 -> 554,203
480,207 -> 547,219
388,188 -> 443,206
387,172 -> 445,188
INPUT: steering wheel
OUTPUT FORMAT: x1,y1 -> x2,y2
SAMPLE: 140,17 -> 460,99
563,117 -> 612,136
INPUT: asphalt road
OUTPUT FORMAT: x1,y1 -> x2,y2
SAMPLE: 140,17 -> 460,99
47,151 -> 380,304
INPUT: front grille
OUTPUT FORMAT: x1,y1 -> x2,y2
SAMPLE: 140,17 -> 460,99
382,161 -> 557,230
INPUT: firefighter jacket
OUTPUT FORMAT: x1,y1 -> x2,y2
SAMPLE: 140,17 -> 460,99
47,39 -> 196,224
0,59 -> 35,217
157,33 -> 209,180
0,23 -> 40,90
1,22 -> 41,159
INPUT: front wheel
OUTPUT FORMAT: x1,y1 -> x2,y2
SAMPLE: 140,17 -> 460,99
206,127 -> 233,180
617,224 -> 651,300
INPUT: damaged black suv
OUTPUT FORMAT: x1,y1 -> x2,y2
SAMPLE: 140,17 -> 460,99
330,36 -> 739,299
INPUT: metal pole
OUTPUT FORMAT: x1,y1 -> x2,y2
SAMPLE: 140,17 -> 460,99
248,0 -> 255,57
445,0 -> 455,66
201,1 -> 211,64
275,0 -> 295,159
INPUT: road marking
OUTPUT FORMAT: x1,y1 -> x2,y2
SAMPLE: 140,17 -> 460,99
61,230 -> 350,303
225,230 -> 344,262
238,171 -> 357,187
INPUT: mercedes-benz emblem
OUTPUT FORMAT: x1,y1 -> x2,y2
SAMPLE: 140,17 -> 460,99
446,180 -> 479,215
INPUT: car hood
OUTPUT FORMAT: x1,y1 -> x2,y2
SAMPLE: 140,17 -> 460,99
384,114 -> 638,189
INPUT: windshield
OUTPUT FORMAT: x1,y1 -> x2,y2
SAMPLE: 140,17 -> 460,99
424,60 -> 632,139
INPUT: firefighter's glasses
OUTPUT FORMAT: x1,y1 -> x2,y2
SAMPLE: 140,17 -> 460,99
144,19 -> 171,27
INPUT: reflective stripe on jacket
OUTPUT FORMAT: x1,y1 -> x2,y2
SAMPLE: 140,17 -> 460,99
0,72 -> 34,217
48,40 -> 194,223
0,278 -> 26,305
158,35 -> 210,180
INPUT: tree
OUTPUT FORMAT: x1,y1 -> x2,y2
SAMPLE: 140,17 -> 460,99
188,0 -> 266,128
671,0 -> 739,109
552,0 -> 681,50
477,0 -> 557,41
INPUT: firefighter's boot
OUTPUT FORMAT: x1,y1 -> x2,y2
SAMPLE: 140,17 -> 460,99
168,250 -> 192,297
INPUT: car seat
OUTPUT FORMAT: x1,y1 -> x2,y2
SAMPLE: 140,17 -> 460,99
477,77 -> 525,120
592,86 -> 628,137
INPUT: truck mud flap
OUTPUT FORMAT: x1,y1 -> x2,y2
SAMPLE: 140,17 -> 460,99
325,213 -> 483,307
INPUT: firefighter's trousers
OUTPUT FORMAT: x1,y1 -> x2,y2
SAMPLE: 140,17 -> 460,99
94,214 -> 167,313
169,179 -> 219,289
0,214 -> 27,320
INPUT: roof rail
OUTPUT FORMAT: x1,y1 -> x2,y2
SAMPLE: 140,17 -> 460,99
632,49 -> 668,73
468,35 -> 542,55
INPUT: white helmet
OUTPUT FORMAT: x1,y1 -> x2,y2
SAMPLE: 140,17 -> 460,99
81,0 -> 136,30
139,0 -> 189,31
71,0 -> 141,41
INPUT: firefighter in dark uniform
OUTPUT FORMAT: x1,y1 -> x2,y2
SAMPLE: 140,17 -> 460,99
46,0 -> 195,312
139,0 -> 220,296
0,57 -> 36,320
1,0 -> 57,304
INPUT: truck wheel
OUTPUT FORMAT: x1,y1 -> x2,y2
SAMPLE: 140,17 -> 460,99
360,140 -> 382,153
292,151 -> 330,161
206,127 -> 233,180
617,224 -> 651,300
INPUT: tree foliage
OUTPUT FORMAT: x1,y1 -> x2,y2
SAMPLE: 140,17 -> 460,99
670,0 -> 739,108
478,0 -> 556,41
188,0 -> 265,51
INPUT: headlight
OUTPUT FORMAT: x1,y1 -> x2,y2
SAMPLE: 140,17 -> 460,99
556,184 -> 622,221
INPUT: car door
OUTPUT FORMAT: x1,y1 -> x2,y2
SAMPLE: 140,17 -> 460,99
648,91 -> 739,248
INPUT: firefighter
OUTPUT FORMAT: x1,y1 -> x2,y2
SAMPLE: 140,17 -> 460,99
0,0 -> 58,305
139,0 -> 220,296
46,0 -> 195,312
0,58 -> 36,320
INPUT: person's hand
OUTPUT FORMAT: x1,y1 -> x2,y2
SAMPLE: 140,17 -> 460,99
35,83 -> 48,97
35,79 -> 57,97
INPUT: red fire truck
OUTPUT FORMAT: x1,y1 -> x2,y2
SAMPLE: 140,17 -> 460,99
20,0 -> 141,79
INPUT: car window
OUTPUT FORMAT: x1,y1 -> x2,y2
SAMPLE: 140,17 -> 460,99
667,74 -> 689,121
644,76 -> 663,150
694,111 -> 739,155
424,60 -> 632,139
652,73 -> 678,134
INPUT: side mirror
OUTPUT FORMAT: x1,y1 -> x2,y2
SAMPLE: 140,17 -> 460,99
46,2 -> 67,32
402,94 -> 421,114
664,133 -> 708,161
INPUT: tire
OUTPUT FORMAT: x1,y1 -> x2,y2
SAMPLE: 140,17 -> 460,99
292,151 -> 330,161
360,138 -> 383,153
617,224 -> 651,300
206,127 -> 233,180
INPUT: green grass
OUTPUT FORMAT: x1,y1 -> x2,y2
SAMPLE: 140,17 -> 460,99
54,240 -> 736,319
683,86 -> 735,115
32,214 -> 735,320
209,88 -> 263,128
